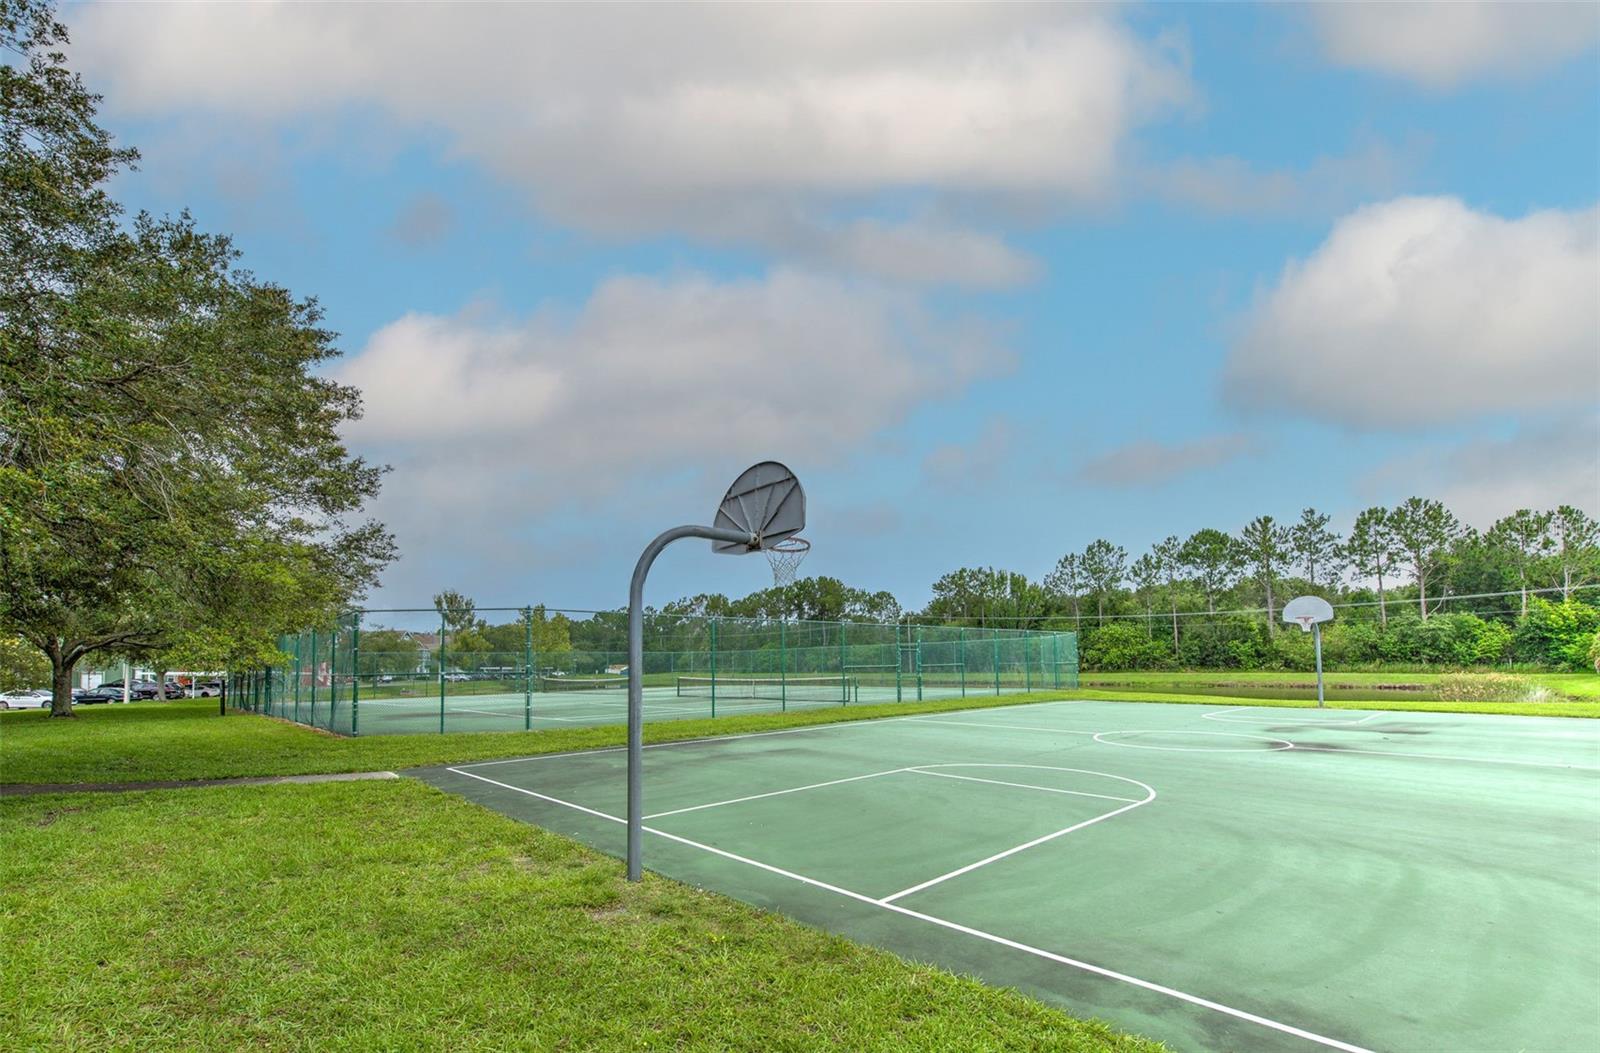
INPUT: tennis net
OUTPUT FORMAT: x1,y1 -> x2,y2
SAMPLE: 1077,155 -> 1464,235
675,675 -> 854,703
539,675 -> 625,693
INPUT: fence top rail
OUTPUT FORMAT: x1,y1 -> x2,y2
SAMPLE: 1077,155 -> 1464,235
322,609 -> 1077,639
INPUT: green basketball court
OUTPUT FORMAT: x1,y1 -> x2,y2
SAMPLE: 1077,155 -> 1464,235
413,700 -> 1600,1052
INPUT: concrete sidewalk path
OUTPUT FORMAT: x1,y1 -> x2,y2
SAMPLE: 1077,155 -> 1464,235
1,771 -> 400,797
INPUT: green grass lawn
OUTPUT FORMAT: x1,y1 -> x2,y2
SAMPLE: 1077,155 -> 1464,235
0,779 -> 1160,1051
5,678 -> 1597,787
5,683 -> 1596,1050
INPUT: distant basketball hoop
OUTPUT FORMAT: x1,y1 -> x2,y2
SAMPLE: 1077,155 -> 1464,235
1282,595 -> 1335,708
765,536 -> 809,587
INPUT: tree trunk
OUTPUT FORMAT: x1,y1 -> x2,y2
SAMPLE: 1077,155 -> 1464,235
47,639 -> 75,717
1418,567 -> 1428,621
1376,565 -> 1387,627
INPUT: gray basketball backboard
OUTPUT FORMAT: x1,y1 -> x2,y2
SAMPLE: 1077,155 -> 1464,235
1282,595 -> 1335,632
712,461 -> 805,553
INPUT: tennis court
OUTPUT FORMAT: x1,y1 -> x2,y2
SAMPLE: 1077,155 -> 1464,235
414,699 -> 1600,1052
352,675 -> 906,735
241,614 -> 1079,736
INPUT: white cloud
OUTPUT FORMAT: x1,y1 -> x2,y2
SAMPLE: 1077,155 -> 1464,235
805,219 -> 1039,289
1358,415 -> 1599,526
1225,197 -> 1599,430
1074,433 -> 1257,488
921,418 -> 1015,490
1308,3 -> 1600,88
338,270 -> 1011,574
1142,139 -> 1420,218
68,4 -> 1189,284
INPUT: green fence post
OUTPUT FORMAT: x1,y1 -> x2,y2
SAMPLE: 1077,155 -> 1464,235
915,625 -> 924,701
953,627 -> 962,697
779,620 -> 787,711
838,621 -> 847,704
328,629 -> 338,731
351,616 -> 361,736
992,631 -> 1000,695
1024,630 -> 1032,693
896,617 -> 908,700
709,617 -> 718,718
309,630 -> 318,726
439,611 -> 447,734
524,606 -> 533,731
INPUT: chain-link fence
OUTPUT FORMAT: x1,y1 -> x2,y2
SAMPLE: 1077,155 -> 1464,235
231,609 -> 1077,736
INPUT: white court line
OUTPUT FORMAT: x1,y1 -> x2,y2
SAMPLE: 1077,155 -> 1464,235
909,718 -> 1097,735
1202,706 -> 1380,726
916,713 -> 1597,771
359,699 -> 592,723
1093,730 -> 1294,753
644,768 -> 908,819
906,768 -> 1140,804
443,767 -> 1370,1053
1286,744 -> 1600,771
879,767 -> 1155,903
456,712 -> 924,769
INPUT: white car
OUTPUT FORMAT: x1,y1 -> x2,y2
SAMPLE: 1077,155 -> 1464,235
0,689 -> 51,711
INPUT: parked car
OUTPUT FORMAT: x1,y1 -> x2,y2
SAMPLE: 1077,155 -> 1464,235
100,680 -> 147,700
95,679 -> 178,700
74,686 -> 123,705
188,679 -> 224,698
0,689 -> 51,710
442,673 -> 471,683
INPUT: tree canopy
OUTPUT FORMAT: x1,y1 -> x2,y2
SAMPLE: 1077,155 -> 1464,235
0,1 -> 393,713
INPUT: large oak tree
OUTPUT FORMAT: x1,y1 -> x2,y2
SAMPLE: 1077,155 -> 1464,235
0,1 -> 393,714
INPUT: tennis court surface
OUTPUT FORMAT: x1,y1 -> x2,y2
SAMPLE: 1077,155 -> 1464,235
413,700 -> 1600,1052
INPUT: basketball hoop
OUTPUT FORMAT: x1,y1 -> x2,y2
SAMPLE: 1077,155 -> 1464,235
624,460 -> 806,883
765,535 -> 809,587
1281,595 -> 1335,707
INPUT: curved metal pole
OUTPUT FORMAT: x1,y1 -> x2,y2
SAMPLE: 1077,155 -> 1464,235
628,524 -> 755,881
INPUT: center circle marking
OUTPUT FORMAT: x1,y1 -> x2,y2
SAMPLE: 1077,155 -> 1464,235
1092,730 -> 1293,753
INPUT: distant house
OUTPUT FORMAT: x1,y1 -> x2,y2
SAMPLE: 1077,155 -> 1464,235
390,631 -> 440,674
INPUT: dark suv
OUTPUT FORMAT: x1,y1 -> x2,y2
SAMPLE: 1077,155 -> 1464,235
96,679 -> 181,700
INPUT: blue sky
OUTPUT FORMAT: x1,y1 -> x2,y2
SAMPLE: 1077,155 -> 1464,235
67,3 -> 1599,611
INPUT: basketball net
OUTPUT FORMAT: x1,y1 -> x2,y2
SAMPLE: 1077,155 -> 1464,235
765,536 -> 809,587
